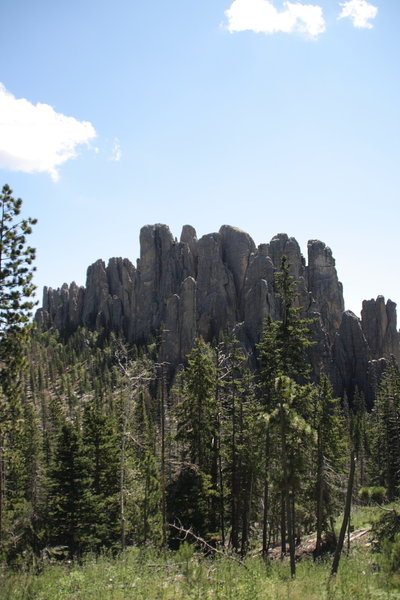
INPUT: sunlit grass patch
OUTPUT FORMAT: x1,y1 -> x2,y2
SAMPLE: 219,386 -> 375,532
1,542 -> 399,600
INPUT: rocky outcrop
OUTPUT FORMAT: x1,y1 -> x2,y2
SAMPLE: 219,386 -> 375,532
333,311 -> 371,401
219,225 -> 256,318
307,240 -> 344,342
35,224 -> 400,403
159,276 -> 197,365
243,247 -> 277,346
361,297 -> 400,363
196,233 -> 237,340
38,282 -> 85,333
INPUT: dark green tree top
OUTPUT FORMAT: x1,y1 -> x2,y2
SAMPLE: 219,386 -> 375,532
0,184 -> 37,392
0,184 -> 37,335
258,255 -> 315,390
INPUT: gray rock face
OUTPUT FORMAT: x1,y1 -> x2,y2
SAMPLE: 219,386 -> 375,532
243,250 -> 276,346
267,233 -> 308,314
179,276 -> 197,360
82,260 -> 110,330
39,282 -> 85,332
196,233 -> 237,340
135,224 -> 176,341
307,240 -> 344,342
333,311 -> 371,401
135,224 -> 196,343
180,225 -> 198,274
106,258 -> 136,339
268,233 -> 305,279
361,297 -> 400,363
159,276 -> 197,366
35,224 -> 400,403
219,225 -> 256,318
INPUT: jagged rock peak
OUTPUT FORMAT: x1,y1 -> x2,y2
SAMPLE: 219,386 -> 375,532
34,224 -> 400,405
268,233 -> 305,279
219,226 -> 256,318
361,296 -> 400,363
180,224 -> 197,247
307,239 -> 344,341
333,310 -> 371,402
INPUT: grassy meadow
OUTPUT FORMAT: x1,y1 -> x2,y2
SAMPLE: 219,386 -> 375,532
3,505 -> 400,600
2,543 -> 400,600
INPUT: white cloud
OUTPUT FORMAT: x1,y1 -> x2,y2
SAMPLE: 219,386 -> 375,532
110,138 -> 122,162
225,0 -> 326,38
0,83 -> 96,181
338,0 -> 378,29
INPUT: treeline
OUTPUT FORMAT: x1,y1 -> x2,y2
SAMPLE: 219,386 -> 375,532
0,256 -> 399,575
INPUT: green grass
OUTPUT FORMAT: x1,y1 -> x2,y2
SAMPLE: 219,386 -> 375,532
2,545 -> 400,600
4,505 -> 400,600
350,504 -> 383,530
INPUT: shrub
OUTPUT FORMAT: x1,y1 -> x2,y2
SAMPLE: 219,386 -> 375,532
379,533 -> 400,574
359,486 -> 387,505
372,507 -> 400,552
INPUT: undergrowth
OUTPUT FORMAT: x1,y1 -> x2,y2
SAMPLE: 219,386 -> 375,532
4,504 -> 400,600
1,545 -> 400,600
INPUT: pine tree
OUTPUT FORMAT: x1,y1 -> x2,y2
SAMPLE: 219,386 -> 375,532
82,394 -> 121,549
217,338 -> 260,552
331,389 -> 366,575
312,376 -> 346,554
115,349 -> 155,550
172,338 -> 217,535
48,422 -> 94,557
133,392 -> 161,545
257,256 -> 315,576
369,364 -> 400,500
0,184 -> 36,390
0,185 -> 37,553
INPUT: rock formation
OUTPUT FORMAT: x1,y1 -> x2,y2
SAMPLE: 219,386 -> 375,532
36,224 -> 400,403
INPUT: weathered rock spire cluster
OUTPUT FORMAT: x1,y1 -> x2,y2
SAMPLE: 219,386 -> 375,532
35,224 -> 400,403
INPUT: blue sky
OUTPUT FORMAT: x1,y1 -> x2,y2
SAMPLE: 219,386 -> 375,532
0,0 -> 398,316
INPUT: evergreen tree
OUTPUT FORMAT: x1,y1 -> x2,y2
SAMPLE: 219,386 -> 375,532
82,394 -> 121,549
115,350 -> 155,550
175,339 -> 217,472
217,338 -> 260,553
331,389 -> 366,575
172,338 -> 217,535
0,184 -> 37,383
312,376 -> 346,554
257,256 -> 315,576
0,185 -> 37,553
48,422 -> 94,556
369,364 -> 400,500
133,392 -> 161,545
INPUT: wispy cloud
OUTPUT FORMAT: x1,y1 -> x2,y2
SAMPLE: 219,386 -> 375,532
0,83 -> 96,181
338,0 -> 378,29
225,0 -> 326,38
110,138 -> 122,162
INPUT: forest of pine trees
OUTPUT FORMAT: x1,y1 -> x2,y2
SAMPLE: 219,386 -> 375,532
1,186 -> 400,575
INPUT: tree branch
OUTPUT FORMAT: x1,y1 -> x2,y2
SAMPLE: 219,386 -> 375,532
168,522 -> 248,569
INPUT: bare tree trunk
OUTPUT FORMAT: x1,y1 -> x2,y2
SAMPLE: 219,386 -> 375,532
217,411 -> 225,546
262,430 -> 270,556
286,489 -> 296,577
160,367 -> 167,547
120,415 -> 127,551
315,424 -> 324,554
280,490 -> 286,555
280,407 -> 295,576
0,433 -> 3,545
331,449 -> 356,576
241,469 -> 253,556
230,390 -> 239,550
